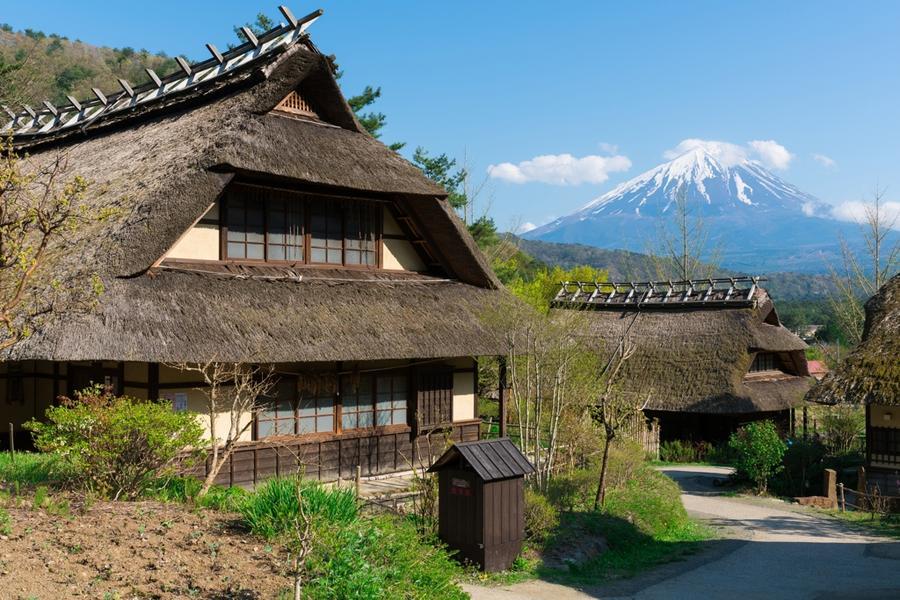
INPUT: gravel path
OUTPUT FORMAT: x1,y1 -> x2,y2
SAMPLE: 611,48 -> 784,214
463,465 -> 900,600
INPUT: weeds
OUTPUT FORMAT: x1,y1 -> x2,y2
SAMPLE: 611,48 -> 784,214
0,506 -> 11,536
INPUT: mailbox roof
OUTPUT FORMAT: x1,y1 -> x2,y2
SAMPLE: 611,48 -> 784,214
429,438 -> 534,481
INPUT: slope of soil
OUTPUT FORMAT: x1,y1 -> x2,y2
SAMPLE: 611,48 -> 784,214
0,499 -> 290,599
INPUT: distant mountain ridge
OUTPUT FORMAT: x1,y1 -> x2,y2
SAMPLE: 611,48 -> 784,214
525,144 -> 893,274
515,237 -> 836,302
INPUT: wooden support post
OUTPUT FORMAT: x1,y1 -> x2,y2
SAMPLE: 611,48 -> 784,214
8,423 -> 15,464
824,468 -> 837,508
498,357 -> 508,439
857,466 -> 868,511
803,406 -> 808,440
355,465 -> 361,497
838,482 -> 846,512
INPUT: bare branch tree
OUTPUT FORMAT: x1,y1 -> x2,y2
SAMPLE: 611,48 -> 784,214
0,139 -> 104,353
287,479 -> 314,600
649,188 -> 720,281
592,316 -> 641,510
499,305 -> 600,490
167,361 -> 277,496
828,184 -> 899,344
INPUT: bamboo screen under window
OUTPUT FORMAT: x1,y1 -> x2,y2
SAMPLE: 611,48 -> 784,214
275,90 -> 318,117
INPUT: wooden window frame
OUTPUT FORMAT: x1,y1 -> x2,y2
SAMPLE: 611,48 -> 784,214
221,185 -> 382,269
254,376 -> 339,440
749,352 -> 779,373
338,371 -> 410,434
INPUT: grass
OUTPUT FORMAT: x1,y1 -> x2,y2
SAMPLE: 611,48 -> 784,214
240,478 -> 357,540
472,459 -> 712,588
818,508 -> 900,540
240,477 -> 465,599
0,451 -> 65,488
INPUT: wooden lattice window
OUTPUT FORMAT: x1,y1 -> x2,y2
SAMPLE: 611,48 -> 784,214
275,90 -> 318,118
417,369 -> 453,429
750,352 -> 779,373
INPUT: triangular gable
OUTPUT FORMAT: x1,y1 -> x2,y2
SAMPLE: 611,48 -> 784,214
274,89 -> 320,119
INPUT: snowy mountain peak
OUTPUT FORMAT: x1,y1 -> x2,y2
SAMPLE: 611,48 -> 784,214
522,146 -> 869,273
572,145 -> 825,220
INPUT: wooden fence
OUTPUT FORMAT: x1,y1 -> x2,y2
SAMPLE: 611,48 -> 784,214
187,420 -> 481,488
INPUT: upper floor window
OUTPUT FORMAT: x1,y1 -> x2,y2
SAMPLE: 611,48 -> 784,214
223,185 -> 380,267
749,352 -> 779,373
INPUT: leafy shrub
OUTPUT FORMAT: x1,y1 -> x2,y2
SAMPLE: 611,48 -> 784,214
524,487 -> 559,543
240,478 -> 357,540
771,437 -> 826,497
728,421 -> 787,494
817,405 -> 865,456
25,386 -> 204,499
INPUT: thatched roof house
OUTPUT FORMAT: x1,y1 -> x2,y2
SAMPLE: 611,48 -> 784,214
806,274 -> 900,487
553,278 -> 812,442
0,8 -> 512,483
806,274 -> 900,406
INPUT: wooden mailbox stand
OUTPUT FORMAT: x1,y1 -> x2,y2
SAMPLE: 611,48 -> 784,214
428,438 -> 534,572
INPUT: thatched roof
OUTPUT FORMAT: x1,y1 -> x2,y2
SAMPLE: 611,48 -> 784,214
806,274 -> 900,405
557,288 -> 811,414
7,264 -> 513,363
5,18 -> 508,363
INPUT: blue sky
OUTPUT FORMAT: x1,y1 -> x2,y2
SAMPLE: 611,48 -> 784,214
4,1 -> 899,232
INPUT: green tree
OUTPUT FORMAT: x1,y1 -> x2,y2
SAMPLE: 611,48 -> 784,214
728,421 -> 787,495
412,147 -> 467,211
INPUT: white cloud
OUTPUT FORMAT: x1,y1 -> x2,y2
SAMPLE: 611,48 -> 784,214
663,138 -> 794,170
830,200 -> 900,229
813,153 -> 836,168
748,140 -> 794,170
663,139 -> 748,167
802,202 -> 817,217
516,222 -> 538,234
597,142 -> 619,154
487,153 -> 632,186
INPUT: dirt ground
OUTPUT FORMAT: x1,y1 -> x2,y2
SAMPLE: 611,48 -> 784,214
0,498 -> 291,599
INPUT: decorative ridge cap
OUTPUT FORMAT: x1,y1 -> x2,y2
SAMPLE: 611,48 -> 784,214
2,6 -> 324,142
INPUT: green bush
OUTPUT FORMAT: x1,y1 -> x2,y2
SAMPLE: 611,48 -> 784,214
25,385 -> 203,499
728,421 -> 787,494
817,405 -> 865,456
771,438 -> 826,498
240,478 -> 357,540
524,487 -> 559,543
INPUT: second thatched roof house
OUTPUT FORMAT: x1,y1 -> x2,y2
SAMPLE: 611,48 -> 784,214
807,273 -> 900,496
553,277 -> 812,444
0,8 -> 513,484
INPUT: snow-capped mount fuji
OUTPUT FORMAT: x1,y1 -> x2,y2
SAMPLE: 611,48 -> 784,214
578,145 -> 828,218
524,146 -> 869,274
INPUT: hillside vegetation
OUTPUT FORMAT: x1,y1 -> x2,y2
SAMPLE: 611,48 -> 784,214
0,25 -> 179,107
517,237 -> 837,302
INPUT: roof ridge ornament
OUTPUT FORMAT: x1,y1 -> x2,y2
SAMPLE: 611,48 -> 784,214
3,5 -> 324,142
553,276 -> 765,310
